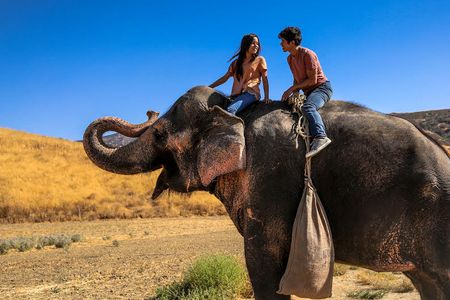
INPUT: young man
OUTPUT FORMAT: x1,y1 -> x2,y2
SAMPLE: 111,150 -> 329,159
279,26 -> 333,158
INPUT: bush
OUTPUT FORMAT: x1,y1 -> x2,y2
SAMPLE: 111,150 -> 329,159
0,240 -> 11,254
17,237 -> 35,252
0,233 -> 83,254
70,234 -> 83,242
151,254 -> 250,300
185,255 -> 246,293
54,235 -> 72,248
348,289 -> 387,299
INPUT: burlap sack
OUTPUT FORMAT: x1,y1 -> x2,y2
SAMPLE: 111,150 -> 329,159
277,178 -> 334,299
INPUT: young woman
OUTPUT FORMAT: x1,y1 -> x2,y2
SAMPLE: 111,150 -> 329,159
209,34 -> 270,115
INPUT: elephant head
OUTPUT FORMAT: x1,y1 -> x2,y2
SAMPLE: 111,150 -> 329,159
83,86 -> 246,198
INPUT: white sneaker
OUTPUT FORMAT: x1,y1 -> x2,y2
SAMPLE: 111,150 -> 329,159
305,137 -> 332,158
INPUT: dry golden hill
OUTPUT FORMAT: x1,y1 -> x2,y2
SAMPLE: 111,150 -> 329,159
392,109 -> 449,146
0,128 -> 224,223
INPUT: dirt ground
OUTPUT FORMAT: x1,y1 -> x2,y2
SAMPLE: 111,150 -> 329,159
0,217 -> 419,299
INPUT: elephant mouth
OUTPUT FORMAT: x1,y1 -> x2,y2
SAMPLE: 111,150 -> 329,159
151,169 -> 169,200
151,152 -> 179,200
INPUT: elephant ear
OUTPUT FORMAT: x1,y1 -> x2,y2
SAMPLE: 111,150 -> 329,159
197,106 -> 246,187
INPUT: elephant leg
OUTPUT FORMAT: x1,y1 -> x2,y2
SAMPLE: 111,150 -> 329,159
244,238 -> 290,300
404,270 -> 449,300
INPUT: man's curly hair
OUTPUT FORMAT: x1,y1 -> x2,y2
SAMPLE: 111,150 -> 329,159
278,27 -> 302,46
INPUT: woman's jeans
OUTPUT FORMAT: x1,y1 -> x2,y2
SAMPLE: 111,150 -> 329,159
302,81 -> 333,138
227,92 -> 257,115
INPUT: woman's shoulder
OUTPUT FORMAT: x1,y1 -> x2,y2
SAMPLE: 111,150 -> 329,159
256,55 -> 266,62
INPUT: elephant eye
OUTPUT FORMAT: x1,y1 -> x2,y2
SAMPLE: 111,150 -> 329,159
153,130 -> 166,142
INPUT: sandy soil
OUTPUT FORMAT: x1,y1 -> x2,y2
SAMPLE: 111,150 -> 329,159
0,217 -> 419,299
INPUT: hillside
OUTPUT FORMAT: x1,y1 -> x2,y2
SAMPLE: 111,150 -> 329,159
392,108 -> 450,146
0,128 -> 224,223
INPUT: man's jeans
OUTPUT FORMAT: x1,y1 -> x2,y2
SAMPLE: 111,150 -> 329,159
227,92 -> 257,115
302,81 -> 333,138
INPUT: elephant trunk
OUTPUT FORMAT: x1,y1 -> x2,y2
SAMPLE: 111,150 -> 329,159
83,111 -> 159,174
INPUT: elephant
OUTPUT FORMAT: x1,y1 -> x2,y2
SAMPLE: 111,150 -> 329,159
83,86 -> 450,300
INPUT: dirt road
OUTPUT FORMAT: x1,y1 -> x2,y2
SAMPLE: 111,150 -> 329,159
0,217 -> 419,299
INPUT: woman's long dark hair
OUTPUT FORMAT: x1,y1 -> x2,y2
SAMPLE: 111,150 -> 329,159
229,34 -> 260,81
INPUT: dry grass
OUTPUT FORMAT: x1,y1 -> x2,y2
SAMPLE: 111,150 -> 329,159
333,263 -> 351,276
356,269 -> 415,293
0,128 -> 225,223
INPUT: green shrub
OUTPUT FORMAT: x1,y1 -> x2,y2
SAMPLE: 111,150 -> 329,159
112,240 -> 119,247
70,234 -> 83,242
185,255 -> 246,294
54,235 -> 72,249
0,233 -> 82,254
17,237 -> 35,252
0,240 -> 11,254
348,289 -> 387,299
151,254 -> 249,300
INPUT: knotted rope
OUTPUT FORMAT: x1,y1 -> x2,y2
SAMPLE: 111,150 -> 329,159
287,93 -> 312,180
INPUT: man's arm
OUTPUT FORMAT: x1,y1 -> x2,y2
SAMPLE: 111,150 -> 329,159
282,69 -> 318,101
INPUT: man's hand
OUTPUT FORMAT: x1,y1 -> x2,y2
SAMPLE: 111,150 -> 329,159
263,98 -> 272,104
281,86 -> 295,102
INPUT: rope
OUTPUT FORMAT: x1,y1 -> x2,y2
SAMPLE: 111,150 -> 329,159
287,93 -> 312,181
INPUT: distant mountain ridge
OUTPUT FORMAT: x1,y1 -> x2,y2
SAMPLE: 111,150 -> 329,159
392,109 -> 449,146
102,108 -> 450,147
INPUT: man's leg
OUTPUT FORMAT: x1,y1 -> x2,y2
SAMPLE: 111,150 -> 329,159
227,92 -> 257,115
302,83 -> 333,158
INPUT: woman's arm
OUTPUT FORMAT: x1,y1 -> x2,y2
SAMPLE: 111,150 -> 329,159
259,57 -> 270,103
262,73 -> 270,103
209,72 -> 231,88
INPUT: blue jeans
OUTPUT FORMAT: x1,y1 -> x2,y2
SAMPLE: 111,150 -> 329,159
302,81 -> 333,138
227,92 -> 257,115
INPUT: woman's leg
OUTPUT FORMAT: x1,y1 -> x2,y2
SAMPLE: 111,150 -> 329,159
227,92 -> 257,115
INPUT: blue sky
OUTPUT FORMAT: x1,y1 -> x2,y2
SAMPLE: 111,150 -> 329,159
1,0 -> 449,140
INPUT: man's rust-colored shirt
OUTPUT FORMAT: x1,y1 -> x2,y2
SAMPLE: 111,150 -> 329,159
287,46 -> 327,95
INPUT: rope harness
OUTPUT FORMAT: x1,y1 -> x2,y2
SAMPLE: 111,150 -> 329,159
287,93 -> 312,180
279,94 -> 335,298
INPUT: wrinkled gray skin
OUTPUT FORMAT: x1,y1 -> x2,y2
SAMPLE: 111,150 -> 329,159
84,86 -> 450,300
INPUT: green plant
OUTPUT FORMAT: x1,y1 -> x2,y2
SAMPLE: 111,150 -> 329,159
0,240 -> 11,255
185,255 -> 246,293
112,240 -> 119,247
348,289 -> 387,299
151,254 -> 250,300
17,237 -> 35,252
70,234 -> 83,242
54,235 -> 72,249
